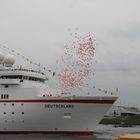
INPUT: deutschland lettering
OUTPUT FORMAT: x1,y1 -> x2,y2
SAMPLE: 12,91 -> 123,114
44,104 -> 74,108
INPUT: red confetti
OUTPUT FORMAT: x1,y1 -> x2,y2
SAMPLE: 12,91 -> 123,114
58,32 -> 95,91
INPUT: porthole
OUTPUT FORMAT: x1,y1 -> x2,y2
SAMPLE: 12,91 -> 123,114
12,103 -> 14,106
12,112 -> 14,115
5,85 -> 8,88
22,112 -> 24,115
4,112 -> 6,115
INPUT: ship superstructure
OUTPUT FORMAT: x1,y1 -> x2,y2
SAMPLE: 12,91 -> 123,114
0,53 -> 117,135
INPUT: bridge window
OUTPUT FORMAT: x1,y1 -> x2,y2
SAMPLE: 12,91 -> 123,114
0,75 -> 45,83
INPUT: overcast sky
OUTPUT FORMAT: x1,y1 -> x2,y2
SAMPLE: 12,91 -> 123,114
0,0 -> 140,107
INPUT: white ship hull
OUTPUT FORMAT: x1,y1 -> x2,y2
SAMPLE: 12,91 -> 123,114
0,67 -> 117,135
0,96 -> 117,135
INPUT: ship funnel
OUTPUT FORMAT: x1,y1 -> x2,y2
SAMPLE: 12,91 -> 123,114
4,54 -> 15,67
0,52 -> 5,64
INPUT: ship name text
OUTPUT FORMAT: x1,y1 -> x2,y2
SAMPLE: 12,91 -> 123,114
44,104 -> 74,109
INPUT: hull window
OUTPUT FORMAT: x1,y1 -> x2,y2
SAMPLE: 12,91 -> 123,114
1,94 -> 9,99
5,85 -> 8,88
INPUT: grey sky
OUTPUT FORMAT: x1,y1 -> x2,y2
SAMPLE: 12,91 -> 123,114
0,0 -> 140,107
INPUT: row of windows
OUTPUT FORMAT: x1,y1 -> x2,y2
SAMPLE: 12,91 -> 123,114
3,103 -> 24,106
1,94 -> 9,99
0,75 -> 45,83
3,120 -> 25,123
3,112 -> 24,115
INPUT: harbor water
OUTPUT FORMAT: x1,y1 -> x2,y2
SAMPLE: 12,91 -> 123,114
0,125 -> 139,140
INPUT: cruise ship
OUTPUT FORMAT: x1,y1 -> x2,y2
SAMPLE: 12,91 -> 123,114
0,53 -> 117,135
